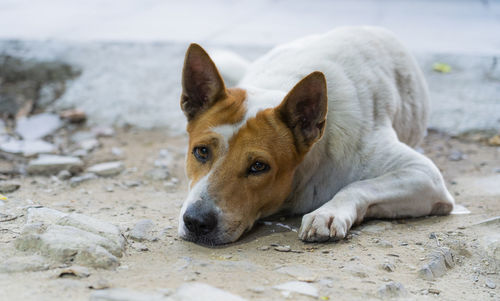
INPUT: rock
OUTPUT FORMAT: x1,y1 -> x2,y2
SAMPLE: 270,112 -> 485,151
88,279 -> 111,290
0,138 -> 56,156
274,245 -> 291,252
486,278 -> 497,289
92,127 -> 115,138
71,131 -> 97,143
376,239 -> 393,248
145,168 -> 169,181
418,247 -> 454,280
0,180 -> 20,193
381,262 -> 396,272
361,221 -> 393,234
59,109 -> 87,123
124,180 -> 141,188
129,219 -> 155,242
482,233 -> 500,266
173,282 -> 246,301
70,173 -> 98,187
79,139 -> 100,152
57,170 -> 72,180
74,245 -> 119,269
342,264 -> 371,278
377,282 -> 407,298
276,265 -> 317,282
0,255 -> 50,273
87,161 -> 124,177
131,242 -> 149,251
58,265 -> 91,278
17,207 -> 124,269
448,150 -> 465,161
27,155 -> 83,174
257,246 -> 270,251
273,281 -> 318,298
16,113 -> 62,140
90,288 -> 168,301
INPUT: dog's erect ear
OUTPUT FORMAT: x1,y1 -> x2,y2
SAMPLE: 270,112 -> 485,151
181,43 -> 227,121
276,71 -> 328,153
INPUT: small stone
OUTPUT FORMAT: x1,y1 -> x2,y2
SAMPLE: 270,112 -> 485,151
376,240 -> 393,248
378,282 -> 407,298
381,262 -> 395,272
0,138 -> 56,156
428,288 -> 441,295
448,150 -> 465,161
276,265 -> 317,282
70,173 -> 98,187
57,170 -> 72,180
144,168 -> 169,181
79,139 -> 100,152
27,155 -> 83,174
0,255 -> 49,273
90,288 -> 167,301
124,180 -> 141,188
16,113 -> 62,140
131,242 -> 149,252
273,281 -> 318,298
486,278 -> 497,289
274,245 -> 291,252
249,286 -> 265,294
173,282 -> 246,301
58,265 -> 91,278
257,246 -> 270,251
361,221 -> 393,234
0,180 -> 20,193
89,279 -> 111,290
129,219 -> 155,242
418,247 -> 454,280
87,161 -> 125,177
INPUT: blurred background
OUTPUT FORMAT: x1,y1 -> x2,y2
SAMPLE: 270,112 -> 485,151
1,0 -> 499,134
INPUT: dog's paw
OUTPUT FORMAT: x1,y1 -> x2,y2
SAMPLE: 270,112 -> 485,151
298,208 -> 353,242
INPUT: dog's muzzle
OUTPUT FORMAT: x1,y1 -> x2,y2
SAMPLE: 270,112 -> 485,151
182,200 -> 218,239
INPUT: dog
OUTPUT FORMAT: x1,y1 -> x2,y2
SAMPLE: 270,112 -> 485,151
177,26 -> 455,245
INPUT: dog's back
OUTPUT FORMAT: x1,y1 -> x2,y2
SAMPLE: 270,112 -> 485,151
240,26 -> 428,149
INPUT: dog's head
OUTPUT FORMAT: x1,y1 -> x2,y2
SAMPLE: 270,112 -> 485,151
178,44 -> 328,245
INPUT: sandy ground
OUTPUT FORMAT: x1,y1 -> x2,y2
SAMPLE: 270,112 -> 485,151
0,128 -> 499,301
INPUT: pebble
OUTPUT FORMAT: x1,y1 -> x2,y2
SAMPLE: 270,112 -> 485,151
257,246 -> 270,251
448,150 -> 465,161
131,242 -> 149,252
58,266 -> 91,278
0,138 -> 56,156
57,170 -> 72,180
274,245 -> 291,252
90,288 -> 167,301
145,168 -> 170,181
486,278 -> 497,289
70,173 -> 98,187
378,282 -> 407,298
276,265 -> 317,282
361,221 -> 393,234
273,281 -> 318,298
59,109 -> 87,123
27,155 -> 84,174
88,279 -> 111,290
0,255 -> 50,273
87,161 -> 125,177
376,239 -> 393,248
0,180 -> 20,193
174,282 -> 246,301
381,262 -> 395,272
129,219 -> 155,242
418,247 -> 454,280
16,113 -> 62,140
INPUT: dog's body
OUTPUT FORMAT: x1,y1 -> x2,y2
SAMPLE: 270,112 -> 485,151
178,27 -> 455,245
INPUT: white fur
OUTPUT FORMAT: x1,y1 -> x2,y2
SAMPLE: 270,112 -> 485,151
235,26 -> 455,242
178,174 -> 210,237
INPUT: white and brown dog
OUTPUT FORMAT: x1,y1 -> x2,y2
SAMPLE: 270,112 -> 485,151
178,27 -> 455,245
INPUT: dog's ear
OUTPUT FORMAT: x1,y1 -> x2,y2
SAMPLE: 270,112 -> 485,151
181,43 -> 227,121
276,71 -> 328,153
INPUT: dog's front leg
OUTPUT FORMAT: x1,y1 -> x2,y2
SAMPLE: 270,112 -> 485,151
299,148 -> 454,242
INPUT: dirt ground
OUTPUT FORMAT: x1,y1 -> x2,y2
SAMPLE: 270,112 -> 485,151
0,128 -> 499,301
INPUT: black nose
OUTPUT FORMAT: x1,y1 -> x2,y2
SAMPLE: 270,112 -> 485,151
183,201 -> 218,236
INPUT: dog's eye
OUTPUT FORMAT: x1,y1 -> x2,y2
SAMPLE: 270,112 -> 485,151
248,161 -> 270,175
193,146 -> 210,163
